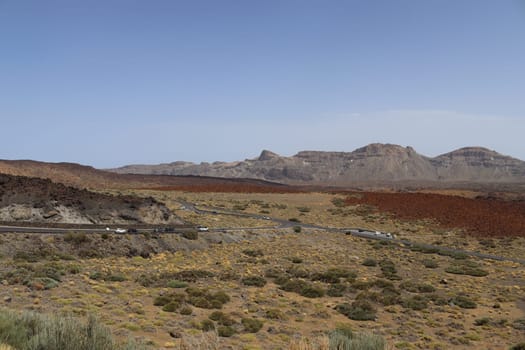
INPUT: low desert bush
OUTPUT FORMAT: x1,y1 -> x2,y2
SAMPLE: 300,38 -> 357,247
336,300 -> 377,321
378,259 -> 401,280
327,283 -> 347,297
402,295 -> 428,310
362,258 -> 377,267
445,261 -> 488,277
311,268 -> 357,284
242,249 -> 264,257
241,318 -> 263,333
167,280 -> 189,288
399,281 -> 435,293
182,231 -> 198,240
241,276 -> 267,287
63,232 -> 89,245
0,309 -> 145,350
512,318 -> 525,330
300,285 -> 325,298
422,259 -> 439,268
217,325 -> 236,337
451,295 -> 477,309
186,288 -> 230,309
208,311 -> 235,326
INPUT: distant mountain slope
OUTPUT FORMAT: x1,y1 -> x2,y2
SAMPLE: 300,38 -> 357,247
0,160 -> 296,192
109,144 -> 525,185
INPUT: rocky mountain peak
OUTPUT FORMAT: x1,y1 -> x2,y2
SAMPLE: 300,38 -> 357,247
258,150 -> 280,161
354,143 -> 413,157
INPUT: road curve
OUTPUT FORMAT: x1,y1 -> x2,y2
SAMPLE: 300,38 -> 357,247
1,200 -> 523,266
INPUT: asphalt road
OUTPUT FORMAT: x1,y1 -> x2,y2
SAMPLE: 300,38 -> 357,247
1,200 -> 524,265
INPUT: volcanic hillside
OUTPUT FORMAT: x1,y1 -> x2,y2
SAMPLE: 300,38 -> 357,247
110,143 -> 525,186
0,174 -> 181,225
0,160 -> 297,192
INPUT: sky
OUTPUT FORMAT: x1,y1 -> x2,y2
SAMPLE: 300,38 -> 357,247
1,0 -> 524,167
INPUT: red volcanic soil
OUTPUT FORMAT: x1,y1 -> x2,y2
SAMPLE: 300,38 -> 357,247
143,177 -> 301,193
345,192 -> 525,237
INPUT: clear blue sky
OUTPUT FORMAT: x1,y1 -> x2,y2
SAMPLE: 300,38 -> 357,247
1,0 -> 524,167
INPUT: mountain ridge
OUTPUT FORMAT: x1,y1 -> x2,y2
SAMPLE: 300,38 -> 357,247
107,143 -> 525,185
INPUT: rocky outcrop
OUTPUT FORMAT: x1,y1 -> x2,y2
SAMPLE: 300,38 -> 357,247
109,144 -> 525,186
0,174 -> 182,224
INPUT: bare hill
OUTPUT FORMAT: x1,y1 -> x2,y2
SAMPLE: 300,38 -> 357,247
110,144 -> 525,186
0,174 -> 181,225
0,160 -> 296,192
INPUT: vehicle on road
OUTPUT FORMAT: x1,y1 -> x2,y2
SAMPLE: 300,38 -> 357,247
262,216 -> 270,220
127,228 -> 138,233
114,228 -> 126,234
197,226 -> 209,232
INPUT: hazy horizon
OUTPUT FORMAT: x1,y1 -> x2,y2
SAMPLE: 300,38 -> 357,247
1,1 -> 524,167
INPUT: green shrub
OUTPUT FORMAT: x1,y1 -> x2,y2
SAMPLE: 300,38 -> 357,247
311,268 -> 357,284
200,319 -> 215,331
399,281 -> 435,293
293,226 -> 302,233
327,283 -> 347,297
300,285 -> 325,298
291,257 -> 303,264
510,343 -> 525,350
328,328 -> 386,350
209,311 -> 235,326
64,232 -> 89,245
410,244 -> 439,254
242,318 -> 263,333
362,258 -> 377,267
474,317 -> 490,326
162,302 -> 180,312
402,295 -> 428,310
445,261 -> 488,277
379,259 -> 401,280
182,231 -> 198,240
241,276 -> 267,287
356,289 -> 401,306
217,325 -> 236,337
265,309 -> 285,320
331,197 -> 346,208
218,269 -> 240,281
336,300 -> 376,321
280,279 -> 308,293
242,249 -> 264,257
451,295 -> 477,309
167,270 -> 215,282
287,266 -> 310,278
167,280 -> 188,288
106,274 -> 126,282
422,259 -> 439,268
186,288 -> 230,309
179,306 -> 192,315
89,271 -> 126,282
512,318 -> 525,330
0,310 -> 146,350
